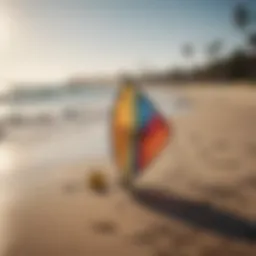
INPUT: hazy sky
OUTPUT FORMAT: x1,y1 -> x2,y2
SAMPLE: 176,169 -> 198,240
0,0 -> 254,83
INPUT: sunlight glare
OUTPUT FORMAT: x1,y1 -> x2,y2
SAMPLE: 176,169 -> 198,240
0,11 -> 11,52
0,143 -> 18,174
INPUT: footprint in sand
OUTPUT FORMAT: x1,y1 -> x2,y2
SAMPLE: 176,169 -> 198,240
131,224 -> 172,246
201,138 -> 228,157
201,138 -> 228,156
202,151 -> 240,171
242,175 -> 256,190
132,223 -> 198,256
202,185 -> 237,199
92,220 -> 118,235
62,182 -> 82,194
215,158 -> 240,170
166,167 -> 184,180
214,139 -> 229,151
132,230 -> 155,246
246,142 -> 256,157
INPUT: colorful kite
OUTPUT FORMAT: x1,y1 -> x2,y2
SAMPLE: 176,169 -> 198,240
112,82 -> 170,184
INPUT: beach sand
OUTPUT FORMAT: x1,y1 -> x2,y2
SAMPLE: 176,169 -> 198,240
1,85 -> 256,256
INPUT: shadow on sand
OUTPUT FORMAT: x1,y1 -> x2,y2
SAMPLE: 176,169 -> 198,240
130,187 -> 256,241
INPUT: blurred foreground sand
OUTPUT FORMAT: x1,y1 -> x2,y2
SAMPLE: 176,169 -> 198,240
1,85 -> 256,256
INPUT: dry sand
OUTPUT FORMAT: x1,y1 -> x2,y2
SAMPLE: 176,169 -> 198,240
1,85 -> 256,256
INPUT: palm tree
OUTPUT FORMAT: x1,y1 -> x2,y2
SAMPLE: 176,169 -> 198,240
248,33 -> 256,80
248,33 -> 256,52
233,2 -> 253,52
233,3 -> 250,36
206,39 -> 224,63
206,40 -> 225,80
182,43 -> 194,60
181,43 -> 194,80
233,2 -> 255,80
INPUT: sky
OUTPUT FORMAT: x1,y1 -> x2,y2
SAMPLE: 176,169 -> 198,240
0,0 -> 254,83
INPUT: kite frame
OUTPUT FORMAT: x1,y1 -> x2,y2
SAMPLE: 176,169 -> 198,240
110,81 -> 172,184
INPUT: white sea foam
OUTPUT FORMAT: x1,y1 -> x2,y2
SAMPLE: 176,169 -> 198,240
0,86 -> 190,173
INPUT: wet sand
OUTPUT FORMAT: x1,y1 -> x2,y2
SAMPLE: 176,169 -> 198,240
0,85 -> 256,256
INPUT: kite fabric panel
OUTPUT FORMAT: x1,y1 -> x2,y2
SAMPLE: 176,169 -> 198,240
112,83 -> 170,180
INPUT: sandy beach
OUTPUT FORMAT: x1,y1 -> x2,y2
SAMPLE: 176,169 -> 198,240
0,85 -> 255,256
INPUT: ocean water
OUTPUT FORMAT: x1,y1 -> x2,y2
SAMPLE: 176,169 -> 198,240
0,86 -> 189,174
